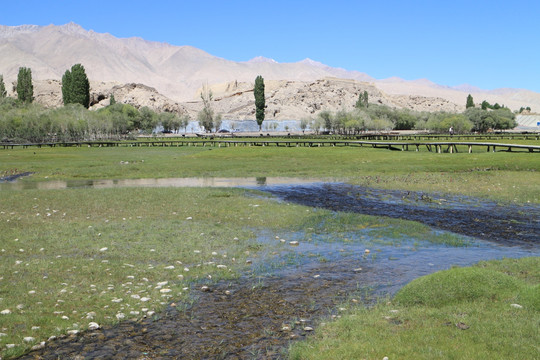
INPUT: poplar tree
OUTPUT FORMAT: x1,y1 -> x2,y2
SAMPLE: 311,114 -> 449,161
62,64 -> 90,108
466,94 -> 474,108
62,70 -> 72,105
254,75 -> 265,131
0,75 -> 6,98
16,67 -> 33,103
356,91 -> 369,108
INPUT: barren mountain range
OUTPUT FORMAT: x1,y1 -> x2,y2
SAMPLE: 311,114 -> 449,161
1,22 -> 539,120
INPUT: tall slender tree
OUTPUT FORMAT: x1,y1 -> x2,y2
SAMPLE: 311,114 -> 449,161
254,75 -> 265,131
16,67 -> 33,103
197,84 -> 216,132
62,70 -> 72,105
466,94 -> 475,108
0,74 -> 7,98
62,64 -> 90,108
356,91 -> 369,108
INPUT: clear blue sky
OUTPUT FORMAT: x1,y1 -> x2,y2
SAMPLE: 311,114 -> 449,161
2,0 -> 539,92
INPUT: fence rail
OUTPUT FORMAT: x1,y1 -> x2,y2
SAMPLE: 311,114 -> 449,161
2,140 -> 540,153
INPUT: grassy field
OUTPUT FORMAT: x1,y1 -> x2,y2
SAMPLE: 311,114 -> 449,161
289,257 -> 540,360
1,145 -> 539,203
1,144 -> 539,358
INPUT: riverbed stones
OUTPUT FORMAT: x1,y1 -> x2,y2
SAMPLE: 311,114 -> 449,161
31,342 -> 46,351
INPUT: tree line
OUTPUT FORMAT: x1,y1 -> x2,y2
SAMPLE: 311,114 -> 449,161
302,94 -> 517,135
0,65 -> 194,142
0,68 -> 522,142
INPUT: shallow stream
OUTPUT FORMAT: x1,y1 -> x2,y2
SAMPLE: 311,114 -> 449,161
9,179 -> 539,359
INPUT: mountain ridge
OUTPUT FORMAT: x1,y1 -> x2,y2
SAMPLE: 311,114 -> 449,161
1,23 -> 539,115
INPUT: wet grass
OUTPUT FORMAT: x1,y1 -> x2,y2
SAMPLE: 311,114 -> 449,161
295,212 -> 469,247
0,186 -> 469,358
0,187 -> 307,358
1,146 -> 538,203
289,257 -> 540,360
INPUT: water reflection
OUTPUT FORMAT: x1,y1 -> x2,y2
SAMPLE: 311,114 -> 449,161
0,177 -> 323,191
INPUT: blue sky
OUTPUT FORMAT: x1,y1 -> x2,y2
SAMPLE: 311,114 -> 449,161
2,0 -> 539,92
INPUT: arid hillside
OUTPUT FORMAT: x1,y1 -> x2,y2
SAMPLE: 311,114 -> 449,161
1,23 -> 539,118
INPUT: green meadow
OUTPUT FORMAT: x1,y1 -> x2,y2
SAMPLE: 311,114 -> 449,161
2,145 -> 539,203
0,143 -> 539,358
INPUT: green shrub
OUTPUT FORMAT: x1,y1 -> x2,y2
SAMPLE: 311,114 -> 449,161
394,266 -> 522,307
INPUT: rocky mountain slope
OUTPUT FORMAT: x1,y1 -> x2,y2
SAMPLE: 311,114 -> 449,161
1,22 -> 539,119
